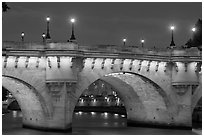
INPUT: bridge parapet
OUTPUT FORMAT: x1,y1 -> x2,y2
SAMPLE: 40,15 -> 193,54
2,42 -> 201,62
3,41 -> 78,50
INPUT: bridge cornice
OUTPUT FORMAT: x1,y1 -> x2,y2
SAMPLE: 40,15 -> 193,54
2,49 -> 201,62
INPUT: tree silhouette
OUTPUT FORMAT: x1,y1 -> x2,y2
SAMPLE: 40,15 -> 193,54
185,19 -> 202,50
2,2 -> 10,12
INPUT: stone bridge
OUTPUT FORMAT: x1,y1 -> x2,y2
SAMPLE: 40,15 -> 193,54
2,42 -> 202,131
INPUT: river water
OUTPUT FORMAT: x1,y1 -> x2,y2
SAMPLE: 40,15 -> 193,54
2,111 -> 200,135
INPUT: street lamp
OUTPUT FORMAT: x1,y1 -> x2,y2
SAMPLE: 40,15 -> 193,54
141,39 -> 145,47
45,16 -> 51,40
21,32 -> 25,42
169,25 -> 176,48
190,27 -> 196,47
123,38 -> 126,46
69,18 -> 76,42
42,33 -> 46,43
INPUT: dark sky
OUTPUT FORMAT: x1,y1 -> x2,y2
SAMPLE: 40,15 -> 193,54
2,2 -> 202,49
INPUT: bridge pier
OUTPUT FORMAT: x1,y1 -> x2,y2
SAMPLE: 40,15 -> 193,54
33,81 -> 77,131
171,85 -> 193,128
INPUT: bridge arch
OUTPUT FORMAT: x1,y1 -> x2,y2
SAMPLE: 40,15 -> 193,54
72,71 -> 174,126
2,76 -> 51,128
2,69 -> 53,116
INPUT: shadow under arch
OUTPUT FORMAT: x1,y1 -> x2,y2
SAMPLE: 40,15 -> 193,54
72,70 -> 174,127
72,76 -> 147,127
2,75 -> 50,127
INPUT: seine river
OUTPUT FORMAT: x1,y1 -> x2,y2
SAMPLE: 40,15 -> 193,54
2,111 -> 200,135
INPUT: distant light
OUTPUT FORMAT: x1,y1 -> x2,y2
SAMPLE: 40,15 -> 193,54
141,39 -> 145,43
123,38 -> 126,42
104,112 -> 108,116
192,27 -> 196,32
170,25 -> 175,30
121,115 -> 126,118
114,113 -> 119,117
78,111 -> 82,115
91,112 -> 96,115
71,18 -> 75,23
46,16 -> 50,21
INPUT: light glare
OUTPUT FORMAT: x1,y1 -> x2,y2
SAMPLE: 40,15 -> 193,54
192,27 -> 196,32
71,18 -> 75,23
46,17 -> 50,21
170,26 -> 175,30
21,32 -> 24,36
42,33 -> 46,38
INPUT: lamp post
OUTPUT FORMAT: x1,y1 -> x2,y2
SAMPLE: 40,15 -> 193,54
123,38 -> 126,46
69,18 -> 76,42
21,32 -> 24,42
46,16 -> 51,40
141,39 -> 145,47
170,25 -> 175,48
42,33 -> 46,44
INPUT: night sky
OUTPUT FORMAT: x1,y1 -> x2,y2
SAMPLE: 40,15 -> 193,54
2,2 -> 202,49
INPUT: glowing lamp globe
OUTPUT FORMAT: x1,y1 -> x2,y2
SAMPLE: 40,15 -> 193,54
170,26 -> 175,30
192,27 -> 196,32
71,18 -> 75,23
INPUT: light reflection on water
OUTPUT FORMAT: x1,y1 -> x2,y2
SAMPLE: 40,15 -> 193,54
2,110 -> 199,135
12,111 -> 17,118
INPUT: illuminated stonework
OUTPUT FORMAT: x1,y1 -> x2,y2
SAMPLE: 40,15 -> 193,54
2,42 -> 202,130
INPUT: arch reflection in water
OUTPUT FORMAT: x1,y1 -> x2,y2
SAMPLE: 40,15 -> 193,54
114,122 -> 119,126
103,122 -> 109,126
